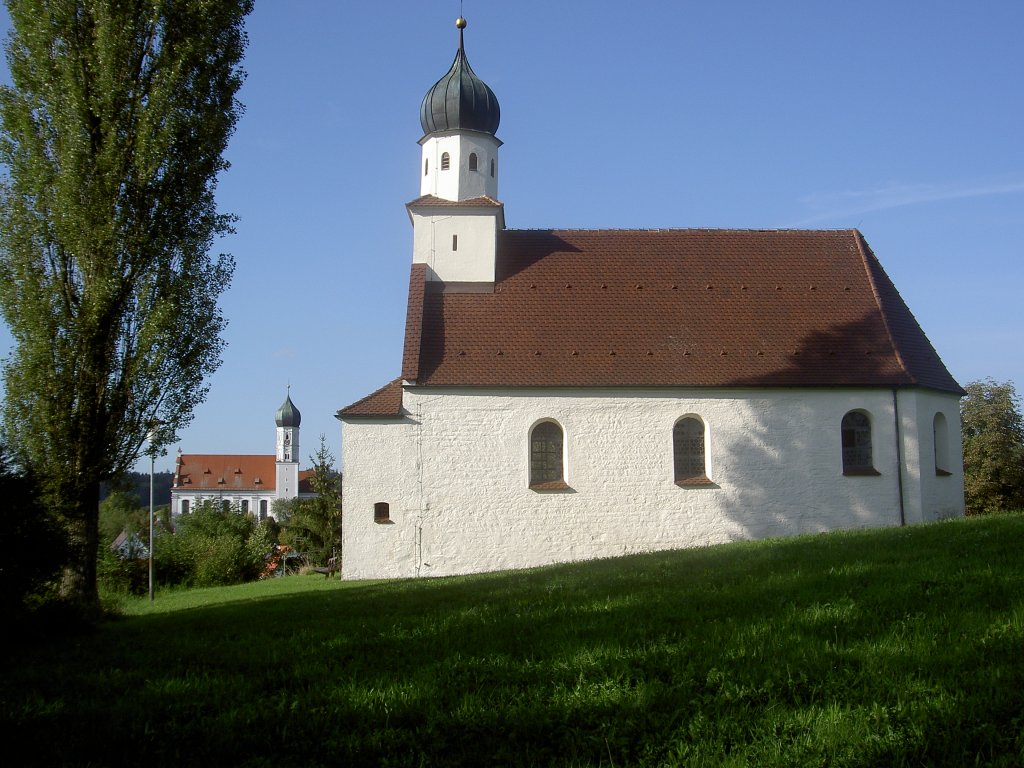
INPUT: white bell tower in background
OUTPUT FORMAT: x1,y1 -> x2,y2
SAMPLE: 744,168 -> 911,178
275,388 -> 301,500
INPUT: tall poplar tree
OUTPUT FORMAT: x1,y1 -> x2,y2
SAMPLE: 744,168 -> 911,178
0,0 -> 252,611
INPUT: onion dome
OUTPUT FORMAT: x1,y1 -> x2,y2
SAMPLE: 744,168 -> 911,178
419,17 -> 500,136
275,391 -> 301,428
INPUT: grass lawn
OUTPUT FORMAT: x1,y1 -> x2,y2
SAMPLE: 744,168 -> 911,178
4,513 -> 1024,767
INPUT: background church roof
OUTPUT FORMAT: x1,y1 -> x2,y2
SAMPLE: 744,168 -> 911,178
173,454 -> 314,494
419,17 -> 500,137
174,454 -> 276,491
396,228 -> 961,393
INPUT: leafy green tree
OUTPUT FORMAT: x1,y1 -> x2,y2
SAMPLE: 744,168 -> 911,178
0,0 -> 252,612
278,435 -> 342,566
961,379 -> 1024,515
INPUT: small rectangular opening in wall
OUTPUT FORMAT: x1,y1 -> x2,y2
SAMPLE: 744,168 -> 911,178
374,501 -> 392,524
452,234 -> 458,251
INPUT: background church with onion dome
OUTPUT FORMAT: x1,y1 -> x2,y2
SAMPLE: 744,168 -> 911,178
170,390 -> 316,519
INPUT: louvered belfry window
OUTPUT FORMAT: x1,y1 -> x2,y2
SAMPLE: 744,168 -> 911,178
841,411 -> 873,473
530,421 -> 564,484
673,417 -> 706,483
441,152 -> 450,170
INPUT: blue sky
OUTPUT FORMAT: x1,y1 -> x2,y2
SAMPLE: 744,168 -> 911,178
1,1 -> 1022,475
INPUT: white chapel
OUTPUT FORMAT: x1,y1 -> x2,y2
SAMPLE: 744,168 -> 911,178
337,18 -> 965,580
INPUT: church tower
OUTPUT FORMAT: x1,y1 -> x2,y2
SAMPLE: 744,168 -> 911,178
275,389 -> 301,500
409,16 -> 504,285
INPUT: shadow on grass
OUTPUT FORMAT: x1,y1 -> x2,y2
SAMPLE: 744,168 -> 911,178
4,514 -> 1024,767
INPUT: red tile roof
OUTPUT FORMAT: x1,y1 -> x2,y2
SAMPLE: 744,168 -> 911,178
401,265 -> 428,381
338,378 -> 405,418
173,454 -> 316,494
407,194 -> 503,208
341,228 -> 961,415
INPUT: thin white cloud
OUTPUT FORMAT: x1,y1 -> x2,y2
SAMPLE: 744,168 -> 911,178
793,178 -> 1024,226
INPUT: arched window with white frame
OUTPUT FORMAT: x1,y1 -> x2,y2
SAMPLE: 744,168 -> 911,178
530,420 -> 565,489
673,416 -> 708,485
841,410 -> 877,475
933,412 -> 952,476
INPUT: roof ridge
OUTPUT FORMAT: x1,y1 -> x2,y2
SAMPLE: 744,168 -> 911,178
402,264 -> 428,380
852,231 -> 912,384
178,453 -> 275,459
504,227 -> 859,234
408,194 -> 503,207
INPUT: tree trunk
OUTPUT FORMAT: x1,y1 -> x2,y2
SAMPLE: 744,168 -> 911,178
59,482 -> 101,614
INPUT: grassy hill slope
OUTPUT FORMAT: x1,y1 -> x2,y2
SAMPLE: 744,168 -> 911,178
4,513 -> 1023,767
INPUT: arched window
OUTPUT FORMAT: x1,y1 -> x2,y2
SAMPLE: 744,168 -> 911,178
424,158 -> 428,176
673,417 -> 707,484
468,152 -> 478,171
490,158 -> 495,177
441,152 -> 450,171
934,412 -> 952,476
530,420 -> 564,488
181,499 -> 190,515
841,411 -> 876,475
374,501 -> 391,524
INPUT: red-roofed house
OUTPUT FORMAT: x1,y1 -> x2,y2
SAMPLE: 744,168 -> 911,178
336,19 -> 965,580
171,391 -> 315,519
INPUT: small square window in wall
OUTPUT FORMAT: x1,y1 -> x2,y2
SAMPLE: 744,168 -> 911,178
374,501 -> 393,524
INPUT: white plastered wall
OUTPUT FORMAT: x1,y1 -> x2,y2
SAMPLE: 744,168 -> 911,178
340,387 -> 965,581
410,208 -> 499,283
170,489 -> 278,519
419,131 -> 500,201
895,388 -> 965,523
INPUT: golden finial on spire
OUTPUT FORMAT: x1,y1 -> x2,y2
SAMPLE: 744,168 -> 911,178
455,16 -> 467,29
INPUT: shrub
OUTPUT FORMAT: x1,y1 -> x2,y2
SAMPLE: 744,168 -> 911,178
190,534 -> 251,588
97,545 -> 148,596
153,501 -> 275,588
